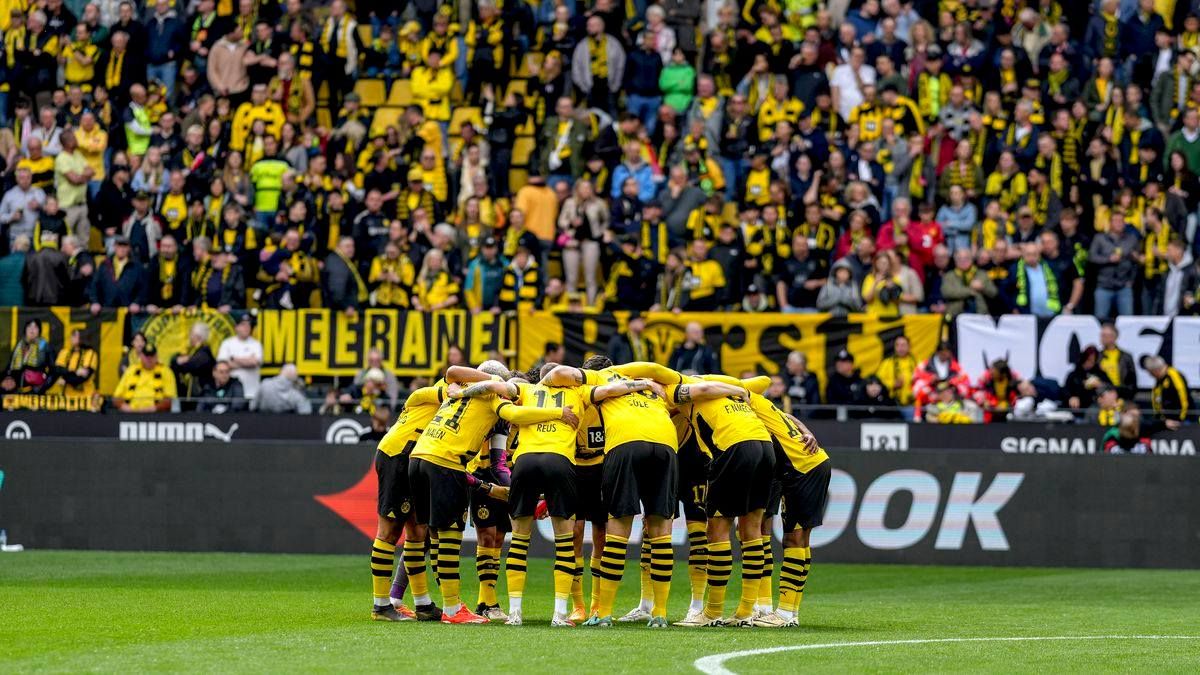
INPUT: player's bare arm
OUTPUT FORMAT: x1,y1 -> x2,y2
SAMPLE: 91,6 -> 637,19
452,380 -> 519,400
592,378 -> 658,402
541,365 -> 586,386
445,365 -> 501,384
675,381 -> 748,403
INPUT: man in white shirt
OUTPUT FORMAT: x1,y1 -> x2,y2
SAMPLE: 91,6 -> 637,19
830,46 -> 877,120
217,313 -> 264,399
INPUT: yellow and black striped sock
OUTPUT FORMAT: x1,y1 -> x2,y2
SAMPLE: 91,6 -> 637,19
778,546 -> 805,615
589,554 -> 603,614
401,538 -> 429,600
435,528 -> 463,611
553,533 -> 575,609
596,534 -> 629,618
571,555 -> 585,612
797,546 -> 812,609
686,522 -> 708,603
639,539 -> 653,607
371,538 -> 396,606
505,533 -> 531,607
704,539 -> 732,619
736,537 -> 764,618
476,546 -> 500,607
758,537 -> 774,609
648,534 -> 673,618
429,534 -> 440,585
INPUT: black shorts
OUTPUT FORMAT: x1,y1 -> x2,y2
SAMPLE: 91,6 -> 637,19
780,459 -> 832,532
407,457 -> 470,530
510,452 -> 578,520
575,462 -> 607,526
677,437 -> 709,522
707,440 -> 775,518
471,468 -> 512,533
375,450 -> 413,520
765,478 -> 783,518
602,441 -> 678,520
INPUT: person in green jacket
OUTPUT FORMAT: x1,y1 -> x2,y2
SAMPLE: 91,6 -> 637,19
1166,108 -> 1200,176
659,47 -> 696,115
248,135 -> 291,232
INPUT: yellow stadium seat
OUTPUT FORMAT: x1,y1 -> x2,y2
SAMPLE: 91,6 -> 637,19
513,137 -> 535,166
371,107 -> 404,136
357,24 -> 373,47
388,80 -> 412,107
449,106 -> 483,135
509,168 -> 529,192
317,81 -> 330,106
354,79 -> 386,108
316,109 -> 332,129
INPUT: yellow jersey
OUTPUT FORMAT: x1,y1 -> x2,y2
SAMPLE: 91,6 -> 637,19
582,368 -> 678,452
412,390 -> 564,472
746,392 -> 829,473
681,375 -> 771,457
377,381 -> 447,457
54,347 -> 98,397
113,363 -> 177,412
510,382 -> 595,464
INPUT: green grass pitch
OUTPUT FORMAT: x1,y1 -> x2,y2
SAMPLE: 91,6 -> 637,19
2,551 -> 1198,672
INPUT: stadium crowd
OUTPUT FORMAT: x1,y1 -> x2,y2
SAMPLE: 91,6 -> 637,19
0,0 -> 1197,429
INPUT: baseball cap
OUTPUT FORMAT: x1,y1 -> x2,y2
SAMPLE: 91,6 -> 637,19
482,236 -> 499,248
836,349 -> 854,362
142,343 -> 158,356
113,235 -> 131,245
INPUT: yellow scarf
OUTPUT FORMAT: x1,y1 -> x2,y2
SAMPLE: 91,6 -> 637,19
106,50 -> 124,89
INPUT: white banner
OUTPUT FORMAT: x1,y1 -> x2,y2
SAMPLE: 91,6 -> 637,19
955,315 -> 1200,389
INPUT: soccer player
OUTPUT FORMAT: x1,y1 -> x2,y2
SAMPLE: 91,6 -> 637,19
705,374 -> 826,626
540,357 -> 678,628
466,429 -> 512,621
409,361 -> 580,624
625,364 -> 776,627
464,365 -> 661,626
369,365 -> 498,622
571,391 -> 608,622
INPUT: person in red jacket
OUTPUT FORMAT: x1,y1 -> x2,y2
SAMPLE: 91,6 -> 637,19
912,341 -> 971,421
971,359 -> 1022,423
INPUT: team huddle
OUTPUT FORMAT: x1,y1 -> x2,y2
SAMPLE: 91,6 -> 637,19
368,355 -> 832,628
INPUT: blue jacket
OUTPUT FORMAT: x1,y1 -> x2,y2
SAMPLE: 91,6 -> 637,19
144,13 -> 185,65
611,161 -> 657,202
624,49 -> 664,97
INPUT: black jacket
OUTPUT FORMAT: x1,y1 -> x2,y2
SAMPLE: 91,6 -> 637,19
23,248 -> 69,306
826,370 -> 864,406
323,252 -> 363,311
668,342 -> 719,375
171,345 -> 216,401
89,258 -> 146,306
198,378 -> 248,413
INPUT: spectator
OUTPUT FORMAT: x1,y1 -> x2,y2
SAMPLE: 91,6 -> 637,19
1009,242 -> 1062,317
1101,410 -> 1156,454
559,179 -> 609,304
323,237 -> 368,314
411,249 -> 461,312
625,35 -> 665,133
1145,355 -> 1193,426
353,348 -> 400,409
255,363 -> 312,414
145,0 -> 184,102
207,25 -> 250,101
816,259 -> 864,317
6,319 -> 51,392
1,168 -> 46,249
0,236 -> 30,307
358,405 -> 393,443
571,15 -> 625,112
777,234 -> 827,312
198,360 -> 248,413
942,247 -> 997,317
49,328 -> 98,400
23,232 -> 68,306
783,350 -> 820,414
1063,346 -> 1114,411
112,343 -> 177,413
875,335 -> 918,410
853,375 -> 903,420
826,350 -> 864,408
924,380 -> 983,424
1085,385 -> 1124,427
217,313 -> 263,400
170,321 -> 216,403
681,239 -> 725,311
1098,323 -> 1138,401
532,341 -> 566,374
669,322 -> 718,375
463,236 -> 505,313
1089,211 -> 1141,319
1160,237 -> 1199,316
606,312 -> 651,365
89,236 -> 145,313
54,131 -> 93,244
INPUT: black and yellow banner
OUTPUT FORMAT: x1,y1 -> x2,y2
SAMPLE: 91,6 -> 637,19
1,308 -> 516,393
517,312 -> 945,393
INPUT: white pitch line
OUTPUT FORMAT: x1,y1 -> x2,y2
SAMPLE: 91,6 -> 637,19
693,635 -> 1200,675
